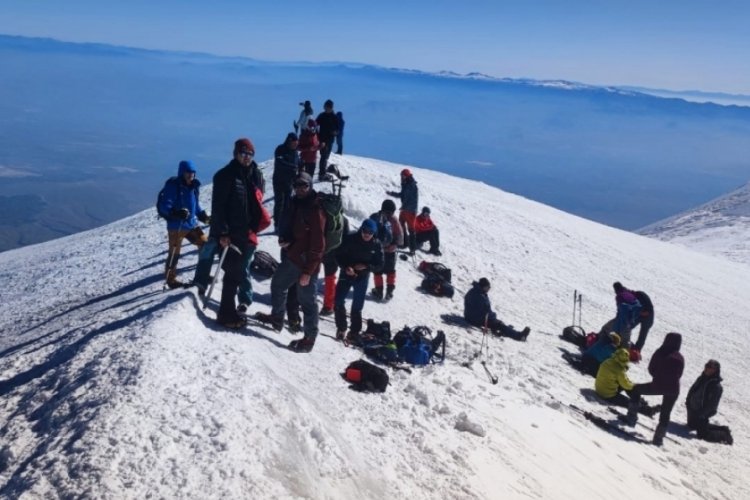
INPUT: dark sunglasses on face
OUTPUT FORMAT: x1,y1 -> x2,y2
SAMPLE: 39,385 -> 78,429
362,229 -> 374,235
238,150 -> 254,158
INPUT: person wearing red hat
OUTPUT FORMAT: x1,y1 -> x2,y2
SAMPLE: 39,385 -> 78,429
206,138 -> 268,328
386,169 -> 419,255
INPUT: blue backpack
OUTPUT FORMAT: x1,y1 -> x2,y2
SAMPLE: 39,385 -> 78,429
393,326 -> 446,365
369,212 -> 393,247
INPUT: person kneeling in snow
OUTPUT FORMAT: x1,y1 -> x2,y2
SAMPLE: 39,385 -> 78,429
414,206 -> 441,256
463,278 -> 530,341
685,359 -> 733,445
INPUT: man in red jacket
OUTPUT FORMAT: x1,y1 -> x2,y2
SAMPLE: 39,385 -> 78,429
414,206 -> 441,256
255,172 -> 325,352
624,332 -> 685,445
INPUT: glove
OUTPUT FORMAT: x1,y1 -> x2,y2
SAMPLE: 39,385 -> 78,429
172,208 -> 190,220
198,211 -> 211,224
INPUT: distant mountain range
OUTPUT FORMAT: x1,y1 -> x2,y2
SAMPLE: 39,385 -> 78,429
639,181 -> 750,265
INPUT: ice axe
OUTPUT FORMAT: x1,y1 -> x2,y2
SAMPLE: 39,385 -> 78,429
202,242 -> 241,310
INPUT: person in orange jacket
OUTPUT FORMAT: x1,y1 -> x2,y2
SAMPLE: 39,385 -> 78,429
414,206 -> 441,256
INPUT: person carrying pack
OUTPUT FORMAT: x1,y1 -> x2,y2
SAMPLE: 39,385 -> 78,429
156,160 -> 210,289
370,199 -> 402,301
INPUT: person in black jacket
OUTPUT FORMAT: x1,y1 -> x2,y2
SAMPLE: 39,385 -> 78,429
685,359 -> 733,444
632,290 -> 655,352
463,278 -> 530,341
315,99 -> 339,180
208,138 -> 266,328
273,132 -> 300,233
334,219 -> 383,341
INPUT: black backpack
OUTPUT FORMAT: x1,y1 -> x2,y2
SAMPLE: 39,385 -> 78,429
251,250 -> 279,277
156,177 -> 179,219
421,274 -> 455,298
342,360 -> 389,392
418,261 -> 452,283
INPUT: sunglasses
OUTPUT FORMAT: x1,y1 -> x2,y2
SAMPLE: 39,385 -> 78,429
238,150 -> 254,158
362,229 -> 374,235
293,182 -> 310,189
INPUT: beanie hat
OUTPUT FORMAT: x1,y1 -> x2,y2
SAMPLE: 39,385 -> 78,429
361,218 -> 378,234
294,171 -> 313,186
609,332 -> 621,347
421,206 -> 431,215
401,168 -> 412,177
381,199 -> 397,214
286,132 -> 298,142
478,277 -> 491,289
613,281 -> 624,293
234,138 -> 255,155
178,160 -> 196,175
324,99 -> 334,108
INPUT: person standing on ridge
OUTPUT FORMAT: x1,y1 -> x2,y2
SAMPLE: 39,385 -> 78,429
273,132 -> 301,233
294,100 -> 313,134
157,160 -> 210,289
316,99 -> 339,180
386,169 -> 419,255
334,110 -> 345,155
370,199 -> 402,301
298,119 -> 321,178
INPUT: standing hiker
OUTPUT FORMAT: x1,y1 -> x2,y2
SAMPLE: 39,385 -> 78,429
386,169 -> 419,255
334,111 -> 345,155
298,119 -> 321,178
255,172 -> 325,352
685,359 -> 733,445
208,138 -> 266,328
463,278 -> 530,341
294,100 -> 314,134
370,199 -> 401,301
316,99 -> 339,180
333,219 -> 383,341
157,160 -> 210,288
273,132 -> 301,233
624,332 -> 684,446
632,290 -> 655,353
414,206 -> 441,256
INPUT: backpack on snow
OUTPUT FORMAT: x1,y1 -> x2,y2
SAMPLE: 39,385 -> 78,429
418,261 -> 452,283
342,359 -> 389,392
156,177 -> 180,219
250,250 -> 279,277
392,326 -> 446,365
420,274 -> 455,298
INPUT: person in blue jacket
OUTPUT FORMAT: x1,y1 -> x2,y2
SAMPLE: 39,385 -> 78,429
157,160 -> 210,288
334,111 -> 345,155
463,278 -> 530,341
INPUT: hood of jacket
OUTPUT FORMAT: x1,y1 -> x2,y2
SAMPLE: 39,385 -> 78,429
661,332 -> 682,354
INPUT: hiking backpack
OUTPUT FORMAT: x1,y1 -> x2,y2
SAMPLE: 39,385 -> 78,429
156,177 -> 180,219
369,212 -> 393,247
250,250 -> 279,277
317,189 -> 347,254
421,274 -> 455,298
392,326 -> 446,365
342,359 -> 389,392
418,261 -> 452,283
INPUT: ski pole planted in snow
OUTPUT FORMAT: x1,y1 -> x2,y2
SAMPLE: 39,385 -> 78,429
202,243 -> 241,310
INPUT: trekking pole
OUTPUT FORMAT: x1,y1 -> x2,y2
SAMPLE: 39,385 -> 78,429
480,313 -> 498,384
572,290 -> 577,326
578,292 -> 583,328
202,243 -> 241,310
163,218 -> 185,290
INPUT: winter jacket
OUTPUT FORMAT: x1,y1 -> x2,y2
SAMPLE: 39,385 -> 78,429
414,214 -> 436,233
210,159 -> 265,240
614,288 -> 641,333
296,106 -> 313,131
634,290 -> 654,317
464,282 -> 494,327
388,176 -> 419,213
278,190 -> 326,275
316,110 -> 339,143
648,332 -> 684,395
248,187 -> 271,246
369,211 -> 403,252
335,230 -> 384,276
686,373 -> 723,420
273,142 -> 300,186
595,348 -> 635,398
298,130 -> 320,164
158,163 -> 206,231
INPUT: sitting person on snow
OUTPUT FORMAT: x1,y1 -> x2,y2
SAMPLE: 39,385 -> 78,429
581,332 -> 621,376
333,219 -> 383,342
594,346 -> 658,417
685,359 -> 733,445
463,278 -> 530,341
414,206 -> 441,256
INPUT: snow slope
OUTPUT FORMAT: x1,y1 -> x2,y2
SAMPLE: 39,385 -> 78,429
1,155 -> 748,499
639,181 -> 750,266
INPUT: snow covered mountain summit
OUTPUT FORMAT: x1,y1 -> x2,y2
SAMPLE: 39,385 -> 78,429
1,155 -> 748,499
639,181 -> 750,266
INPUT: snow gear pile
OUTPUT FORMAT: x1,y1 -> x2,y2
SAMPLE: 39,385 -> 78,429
392,326 -> 446,365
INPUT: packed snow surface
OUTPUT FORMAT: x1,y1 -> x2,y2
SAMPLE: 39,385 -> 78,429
1,155 -> 748,499
640,181 -> 750,266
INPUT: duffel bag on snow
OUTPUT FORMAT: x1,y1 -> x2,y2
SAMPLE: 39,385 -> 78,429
342,359 -> 389,392
421,274 -> 454,298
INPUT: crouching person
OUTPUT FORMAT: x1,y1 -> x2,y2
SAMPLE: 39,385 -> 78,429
686,359 -> 733,445
334,219 -> 383,342
463,278 -> 530,341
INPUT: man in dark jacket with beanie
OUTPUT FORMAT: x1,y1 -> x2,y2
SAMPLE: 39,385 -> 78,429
334,219 -> 383,342
370,199 -> 403,301
316,99 -> 339,180
387,169 -> 419,255
625,332 -> 684,445
208,138 -> 266,328
273,132 -> 300,233
686,359 -> 732,444
463,278 -> 530,341
255,171 -> 325,352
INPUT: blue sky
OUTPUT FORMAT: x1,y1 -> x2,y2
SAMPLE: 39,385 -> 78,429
1,0 -> 749,93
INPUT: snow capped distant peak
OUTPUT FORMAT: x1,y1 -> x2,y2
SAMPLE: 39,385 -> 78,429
639,181 -> 750,265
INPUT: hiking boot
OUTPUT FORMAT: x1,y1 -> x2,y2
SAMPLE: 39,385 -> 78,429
288,319 -> 302,333
520,327 -> 531,341
288,336 -> 315,353
254,312 -> 284,332
624,402 -> 639,427
217,315 -> 247,330
371,287 -> 384,301
167,279 -> 186,289
320,306 -> 334,316
336,330 -> 346,341
385,284 -> 395,300
237,303 -> 250,314
652,423 -> 667,446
